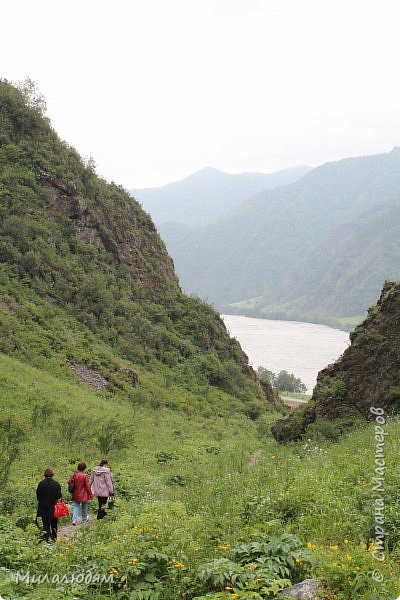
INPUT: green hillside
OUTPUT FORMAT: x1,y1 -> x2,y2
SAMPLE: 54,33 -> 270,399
166,148 -> 400,328
0,79 -> 265,408
1,80 -> 399,599
232,199 -> 400,330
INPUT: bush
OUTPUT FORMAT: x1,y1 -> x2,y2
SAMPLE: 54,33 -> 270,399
271,403 -> 316,443
0,416 -> 25,484
31,401 -> 58,427
306,417 -> 360,442
58,414 -> 88,447
96,418 -> 131,455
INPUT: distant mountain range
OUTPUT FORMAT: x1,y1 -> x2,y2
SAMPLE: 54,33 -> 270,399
138,147 -> 400,330
131,165 -> 312,228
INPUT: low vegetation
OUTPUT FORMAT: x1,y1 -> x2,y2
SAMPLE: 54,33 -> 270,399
0,353 -> 399,598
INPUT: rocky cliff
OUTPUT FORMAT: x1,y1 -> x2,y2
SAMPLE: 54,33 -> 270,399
272,281 -> 400,441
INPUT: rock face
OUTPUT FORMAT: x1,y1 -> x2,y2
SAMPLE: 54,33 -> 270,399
119,367 -> 140,388
272,281 -> 400,442
69,363 -> 108,391
278,579 -> 325,599
314,281 -> 400,418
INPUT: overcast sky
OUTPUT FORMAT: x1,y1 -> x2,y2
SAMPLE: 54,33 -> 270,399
2,0 -> 400,187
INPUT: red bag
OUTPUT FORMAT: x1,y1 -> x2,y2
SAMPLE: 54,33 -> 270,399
53,500 -> 69,518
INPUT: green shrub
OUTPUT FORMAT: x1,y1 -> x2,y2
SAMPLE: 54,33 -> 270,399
0,416 -> 25,484
271,403 -> 316,443
96,418 -> 131,455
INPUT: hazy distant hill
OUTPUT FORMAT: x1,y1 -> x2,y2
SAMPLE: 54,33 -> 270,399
169,147 -> 400,328
131,165 -> 312,228
157,221 -> 194,252
240,199 -> 400,328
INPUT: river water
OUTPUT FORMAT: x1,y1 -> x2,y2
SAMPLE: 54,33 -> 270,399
221,314 -> 350,393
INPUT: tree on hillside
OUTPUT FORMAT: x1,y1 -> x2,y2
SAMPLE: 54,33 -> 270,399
275,370 -> 307,394
17,77 -> 47,115
256,366 -> 276,387
96,419 -> 131,455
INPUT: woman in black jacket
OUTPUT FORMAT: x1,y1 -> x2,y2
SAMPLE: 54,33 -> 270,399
36,468 -> 62,542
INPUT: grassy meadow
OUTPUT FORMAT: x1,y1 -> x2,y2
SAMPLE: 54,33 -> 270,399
1,352 -> 399,599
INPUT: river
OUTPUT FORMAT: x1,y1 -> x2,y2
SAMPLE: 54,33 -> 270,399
221,314 -> 350,393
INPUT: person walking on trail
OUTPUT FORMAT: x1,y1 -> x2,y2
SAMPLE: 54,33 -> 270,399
36,468 -> 62,542
68,462 -> 93,525
90,459 -> 115,519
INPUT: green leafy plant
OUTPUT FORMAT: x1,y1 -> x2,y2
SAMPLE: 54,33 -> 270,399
96,418 -> 131,455
0,416 -> 25,484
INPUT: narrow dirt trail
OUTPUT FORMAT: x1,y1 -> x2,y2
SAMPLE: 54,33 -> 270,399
58,514 -> 95,540
249,449 -> 263,468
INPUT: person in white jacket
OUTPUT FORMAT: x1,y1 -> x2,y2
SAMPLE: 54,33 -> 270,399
90,459 -> 115,519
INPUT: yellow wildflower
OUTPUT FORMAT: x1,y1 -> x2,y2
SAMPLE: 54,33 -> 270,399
217,544 -> 230,551
174,561 -> 184,568
295,558 -> 302,564
329,545 -> 338,551
230,595 -> 240,599
225,586 -> 233,590
346,554 -> 352,561
344,539 -> 349,544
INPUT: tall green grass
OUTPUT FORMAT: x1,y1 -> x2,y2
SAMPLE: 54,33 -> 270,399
1,352 -> 399,598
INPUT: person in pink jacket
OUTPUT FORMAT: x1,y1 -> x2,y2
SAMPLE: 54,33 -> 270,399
90,459 -> 115,519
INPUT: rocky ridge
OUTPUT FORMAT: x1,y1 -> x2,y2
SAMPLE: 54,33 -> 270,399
272,281 -> 400,441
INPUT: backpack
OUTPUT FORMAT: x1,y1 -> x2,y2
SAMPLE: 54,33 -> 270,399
68,473 -> 76,494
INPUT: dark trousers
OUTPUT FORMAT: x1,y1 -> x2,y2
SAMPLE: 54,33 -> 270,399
42,516 -> 58,541
97,496 -> 107,520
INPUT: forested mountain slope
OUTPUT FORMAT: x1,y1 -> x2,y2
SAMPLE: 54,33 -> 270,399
0,79 -> 269,408
168,147 -> 400,327
250,199 -> 400,328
